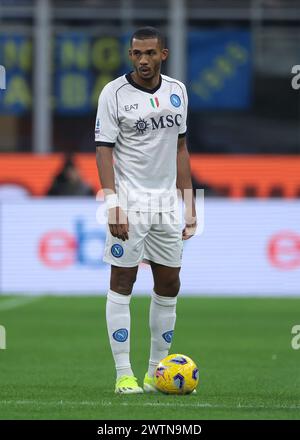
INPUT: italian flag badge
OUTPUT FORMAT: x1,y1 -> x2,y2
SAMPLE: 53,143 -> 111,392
150,97 -> 159,108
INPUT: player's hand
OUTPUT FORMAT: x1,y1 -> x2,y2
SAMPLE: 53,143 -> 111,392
182,219 -> 197,240
108,206 -> 129,241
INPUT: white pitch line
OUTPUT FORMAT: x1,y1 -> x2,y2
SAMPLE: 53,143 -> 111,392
0,296 -> 41,311
119,402 -> 300,410
0,400 -> 299,410
0,400 -> 101,407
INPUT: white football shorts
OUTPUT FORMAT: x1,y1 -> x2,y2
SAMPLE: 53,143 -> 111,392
103,210 -> 183,268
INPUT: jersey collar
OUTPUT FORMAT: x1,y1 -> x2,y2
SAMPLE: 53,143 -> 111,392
125,72 -> 162,94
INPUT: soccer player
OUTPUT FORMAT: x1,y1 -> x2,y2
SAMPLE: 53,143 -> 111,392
95,27 -> 197,394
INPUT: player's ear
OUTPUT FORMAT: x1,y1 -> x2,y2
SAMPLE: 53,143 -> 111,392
161,48 -> 169,61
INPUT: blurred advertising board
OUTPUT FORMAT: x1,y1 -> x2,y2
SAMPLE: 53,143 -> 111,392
0,34 -> 32,114
188,30 -> 252,109
0,199 -> 299,296
0,33 -> 128,115
0,30 -> 251,114
0,153 -> 299,198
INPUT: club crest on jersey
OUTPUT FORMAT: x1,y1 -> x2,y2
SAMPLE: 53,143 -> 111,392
170,94 -> 181,108
134,117 -> 150,135
111,244 -> 124,258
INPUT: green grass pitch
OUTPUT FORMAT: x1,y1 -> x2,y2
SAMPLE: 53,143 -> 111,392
0,295 -> 299,420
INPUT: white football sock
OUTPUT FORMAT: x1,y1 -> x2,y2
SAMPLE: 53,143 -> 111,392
148,290 -> 178,378
106,289 -> 134,379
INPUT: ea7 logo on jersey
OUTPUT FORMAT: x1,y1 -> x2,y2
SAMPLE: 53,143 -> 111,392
134,114 -> 182,135
125,103 -> 138,111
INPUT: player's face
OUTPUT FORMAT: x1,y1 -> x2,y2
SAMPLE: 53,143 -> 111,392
129,38 -> 168,81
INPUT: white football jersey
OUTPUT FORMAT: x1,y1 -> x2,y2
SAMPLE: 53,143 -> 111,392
95,72 -> 188,212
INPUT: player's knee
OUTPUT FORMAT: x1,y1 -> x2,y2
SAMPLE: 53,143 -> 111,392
156,277 -> 180,297
111,268 -> 137,295
168,278 -> 180,297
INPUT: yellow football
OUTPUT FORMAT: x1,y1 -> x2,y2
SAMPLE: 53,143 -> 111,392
154,354 -> 199,394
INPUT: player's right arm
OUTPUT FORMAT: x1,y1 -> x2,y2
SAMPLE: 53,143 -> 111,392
95,84 -> 129,241
96,147 -> 128,241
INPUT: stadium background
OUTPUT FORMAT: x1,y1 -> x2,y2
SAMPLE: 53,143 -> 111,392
0,0 -> 300,420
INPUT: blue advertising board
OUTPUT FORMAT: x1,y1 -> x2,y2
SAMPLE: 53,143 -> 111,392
188,30 -> 252,109
0,30 -> 252,114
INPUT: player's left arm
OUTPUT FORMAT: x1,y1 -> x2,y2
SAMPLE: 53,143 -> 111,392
176,136 -> 197,240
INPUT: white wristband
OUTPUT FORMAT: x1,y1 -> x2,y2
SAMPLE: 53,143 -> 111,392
105,193 -> 119,209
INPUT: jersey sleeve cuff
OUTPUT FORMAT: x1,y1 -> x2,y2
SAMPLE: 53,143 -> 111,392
96,141 -> 115,148
178,131 -> 187,138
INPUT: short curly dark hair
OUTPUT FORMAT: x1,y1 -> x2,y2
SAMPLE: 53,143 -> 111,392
130,27 -> 165,48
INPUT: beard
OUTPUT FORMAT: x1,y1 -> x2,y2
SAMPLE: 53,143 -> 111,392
135,63 -> 161,81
